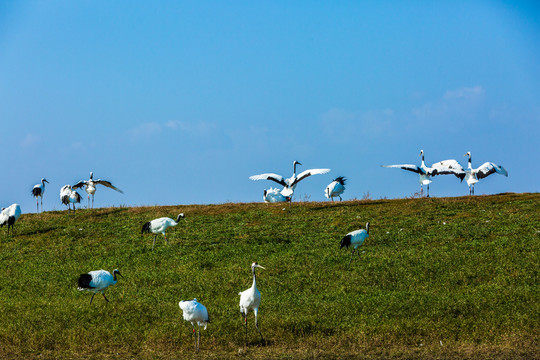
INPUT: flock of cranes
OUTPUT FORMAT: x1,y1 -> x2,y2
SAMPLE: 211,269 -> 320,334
0,152 -> 509,353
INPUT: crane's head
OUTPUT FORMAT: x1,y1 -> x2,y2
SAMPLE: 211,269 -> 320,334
293,160 -> 302,166
42,178 -> 49,184
419,150 -> 424,156
112,269 -> 123,280
251,262 -> 265,270
464,151 -> 471,157
90,172 -> 94,180
177,213 -> 186,222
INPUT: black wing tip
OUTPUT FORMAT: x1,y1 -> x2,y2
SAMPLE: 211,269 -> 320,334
334,176 -> 347,185
78,273 -> 93,289
141,222 -> 151,234
340,235 -> 352,249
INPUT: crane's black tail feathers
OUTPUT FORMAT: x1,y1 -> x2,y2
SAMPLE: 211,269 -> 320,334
141,222 -> 151,234
78,273 -> 94,289
32,188 -> 42,197
340,235 -> 352,249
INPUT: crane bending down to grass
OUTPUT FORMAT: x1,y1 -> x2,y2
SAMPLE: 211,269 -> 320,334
141,213 -> 185,250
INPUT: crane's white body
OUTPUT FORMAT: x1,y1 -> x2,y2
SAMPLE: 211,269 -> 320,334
340,222 -> 370,266
382,150 -> 465,197
239,262 -> 265,344
0,204 -> 22,235
263,188 -> 290,203
464,152 -> 508,195
60,185 -> 82,211
77,269 -> 122,304
141,214 -> 185,250
73,172 -> 123,208
250,160 -> 330,198
32,178 -> 49,213
325,177 -> 346,201
179,298 -> 209,352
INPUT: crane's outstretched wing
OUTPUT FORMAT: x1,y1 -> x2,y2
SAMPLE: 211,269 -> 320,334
381,164 -> 424,174
249,173 -> 288,187
430,159 -> 466,180
72,180 -> 87,189
291,168 -> 331,186
476,162 -> 508,179
95,179 -> 124,193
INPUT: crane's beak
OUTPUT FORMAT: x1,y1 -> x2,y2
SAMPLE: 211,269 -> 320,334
256,264 -> 266,270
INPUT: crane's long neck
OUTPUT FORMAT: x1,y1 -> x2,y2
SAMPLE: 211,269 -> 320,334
252,267 -> 257,288
420,153 -> 426,168
293,162 -> 298,176
366,223 -> 369,235
467,154 -> 472,169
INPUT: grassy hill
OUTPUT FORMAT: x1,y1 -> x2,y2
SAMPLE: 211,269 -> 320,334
0,193 -> 538,359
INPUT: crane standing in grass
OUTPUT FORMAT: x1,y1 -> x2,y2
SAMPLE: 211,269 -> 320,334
60,185 -> 82,212
239,262 -> 266,345
463,151 -> 508,195
141,213 -> 185,250
340,222 -> 370,266
31,178 -> 49,213
325,176 -> 346,201
0,204 -> 22,236
77,269 -> 123,304
73,172 -> 123,208
179,298 -> 210,352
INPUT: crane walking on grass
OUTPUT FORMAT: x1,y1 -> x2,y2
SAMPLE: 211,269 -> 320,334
77,269 -> 123,304
31,178 -> 49,213
179,298 -> 210,352
0,204 -> 22,236
340,222 -> 370,266
73,172 -> 123,208
141,213 -> 186,250
239,262 -> 266,345
250,160 -> 330,198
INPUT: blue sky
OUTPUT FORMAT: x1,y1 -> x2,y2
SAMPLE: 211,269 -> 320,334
1,1 -> 538,212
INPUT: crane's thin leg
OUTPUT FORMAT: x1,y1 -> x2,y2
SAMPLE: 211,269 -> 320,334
36,200 -> 39,213
348,249 -> 356,266
191,325 -> 195,340
102,293 -> 109,302
243,312 -> 248,346
90,293 -> 96,304
92,195 -> 94,208
339,195 -> 342,201
41,198 -> 43,212
254,310 -> 264,344
197,325 -> 200,352
427,184 -> 430,198
163,234 -> 171,245
152,235 -> 157,250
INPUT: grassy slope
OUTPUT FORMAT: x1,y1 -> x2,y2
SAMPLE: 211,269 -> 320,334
0,193 -> 538,359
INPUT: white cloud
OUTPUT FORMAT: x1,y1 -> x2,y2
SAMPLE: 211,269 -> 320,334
320,108 -> 394,142
443,86 -> 484,101
20,133 -> 39,148
129,122 -> 162,137
412,85 -> 485,121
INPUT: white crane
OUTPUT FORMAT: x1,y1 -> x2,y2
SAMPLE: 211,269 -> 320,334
60,185 -> 82,211
72,172 -> 123,208
77,269 -> 123,304
325,176 -> 346,201
31,178 -> 49,213
179,298 -> 210,352
0,204 -> 22,235
141,213 -> 186,250
250,160 -> 330,198
263,188 -> 291,203
382,150 -> 465,197
340,222 -> 370,266
463,151 -> 508,195
239,262 -> 266,345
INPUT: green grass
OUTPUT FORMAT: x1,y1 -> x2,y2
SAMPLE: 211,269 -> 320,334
0,193 -> 538,359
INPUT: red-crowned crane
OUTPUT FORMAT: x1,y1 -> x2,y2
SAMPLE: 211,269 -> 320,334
0,204 -> 22,235
77,269 -> 123,304
179,298 -> 210,352
31,178 -> 49,213
250,160 -> 330,198
325,176 -> 346,201
464,151 -> 508,195
263,188 -> 291,203
73,172 -> 123,208
60,185 -> 82,212
340,222 -> 370,266
382,150 -> 465,197
141,213 -> 185,250
239,262 -> 266,345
